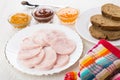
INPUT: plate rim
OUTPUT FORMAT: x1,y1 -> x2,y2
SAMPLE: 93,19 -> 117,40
5,24 -> 83,76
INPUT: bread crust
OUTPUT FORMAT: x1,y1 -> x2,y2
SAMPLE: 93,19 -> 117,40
89,25 -> 120,41
102,3 -> 120,21
91,14 -> 120,31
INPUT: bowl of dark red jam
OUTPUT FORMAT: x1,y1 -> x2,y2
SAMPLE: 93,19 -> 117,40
32,6 -> 54,23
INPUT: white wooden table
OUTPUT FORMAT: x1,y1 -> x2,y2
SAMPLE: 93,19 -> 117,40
0,0 -> 120,80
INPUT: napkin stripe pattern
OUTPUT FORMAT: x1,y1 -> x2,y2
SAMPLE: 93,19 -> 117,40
79,40 -> 120,80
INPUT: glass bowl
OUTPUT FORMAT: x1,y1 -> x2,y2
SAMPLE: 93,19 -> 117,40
32,6 -> 55,23
56,7 -> 79,24
8,13 -> 31,29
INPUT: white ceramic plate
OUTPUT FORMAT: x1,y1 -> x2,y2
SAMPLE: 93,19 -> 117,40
5,24 -> 83,75
75,7 -> 120,46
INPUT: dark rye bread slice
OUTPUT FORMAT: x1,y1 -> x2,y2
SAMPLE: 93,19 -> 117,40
91,14 -> 120,31
89,25 -> 120,41
102,3 -> 120,21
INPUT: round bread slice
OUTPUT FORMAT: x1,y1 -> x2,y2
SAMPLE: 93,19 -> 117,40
90,14 -> 120,31
101,3 -> 120,21
89,25 -> 120,41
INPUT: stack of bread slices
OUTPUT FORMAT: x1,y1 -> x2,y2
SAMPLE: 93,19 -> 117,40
89,3 -> 120,41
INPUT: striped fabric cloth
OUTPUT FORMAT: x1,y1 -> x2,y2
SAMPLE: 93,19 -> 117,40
79,40 -> 120,80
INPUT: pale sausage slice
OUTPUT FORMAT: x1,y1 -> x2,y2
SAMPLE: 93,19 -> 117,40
33,35 -> 46,47
21,37 -> 40,50
51,37 -> 76,55
35,46 -> 57,70
18,47 -> 42,60
32,30 -> 47,47
44,30 -> 66,45
54,54 -> 70,68
20,49 -> 45,68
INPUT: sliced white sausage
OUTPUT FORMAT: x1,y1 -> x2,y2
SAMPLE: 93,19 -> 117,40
20,49 -> 45,68
51,37 -> 76,55
54,54 -> 70,68
18,47 -> 42,60
21,37 -> 40,50
44,30 -> 66,45
32,30 -> 47,47
35,46 -> 57,70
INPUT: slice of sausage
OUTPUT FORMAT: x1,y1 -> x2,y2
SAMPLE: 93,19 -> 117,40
54,54 -> 70,68
51,37 -> 76,55
32,30 -> 47,47
18,47 -> 42,60
44,30 -> 66,45
21,37 -> 40,50
35,46 -> 57,70
20,49 -> 45,68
